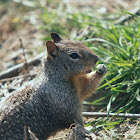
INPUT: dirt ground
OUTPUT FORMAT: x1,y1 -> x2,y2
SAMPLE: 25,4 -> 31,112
0,0 -> 140,139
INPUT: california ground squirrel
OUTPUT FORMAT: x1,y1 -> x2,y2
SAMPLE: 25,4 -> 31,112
0,33 -> 106,140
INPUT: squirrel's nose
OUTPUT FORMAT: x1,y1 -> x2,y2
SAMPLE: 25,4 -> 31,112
89,53 -> 98,63
94,55 -> 98,63
83,51 -> 98,63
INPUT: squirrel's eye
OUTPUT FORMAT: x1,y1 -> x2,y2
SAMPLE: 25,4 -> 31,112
69,53 -> 80,59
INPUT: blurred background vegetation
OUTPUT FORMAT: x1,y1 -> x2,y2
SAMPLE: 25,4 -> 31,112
0,0 -> 140,139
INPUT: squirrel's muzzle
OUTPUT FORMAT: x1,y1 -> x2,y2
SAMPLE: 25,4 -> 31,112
94,55 -> 98,63
89,53 -> 98,64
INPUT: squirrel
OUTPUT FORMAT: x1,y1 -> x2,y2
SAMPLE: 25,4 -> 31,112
0,33 -> 106,140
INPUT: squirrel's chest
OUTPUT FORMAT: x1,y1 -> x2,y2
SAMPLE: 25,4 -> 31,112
51,87 -> 79,112
45,83 -> 80,113
36,80 -> 81,118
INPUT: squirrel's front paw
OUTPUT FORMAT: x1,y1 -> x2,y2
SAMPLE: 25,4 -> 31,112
96,64 -> 106,75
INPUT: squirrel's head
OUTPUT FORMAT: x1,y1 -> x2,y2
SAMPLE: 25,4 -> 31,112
45,33 -> 98,77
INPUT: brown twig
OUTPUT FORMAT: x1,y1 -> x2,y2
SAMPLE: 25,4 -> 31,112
0,52 -> 44,80
19,38 -> 29,74
83,112 -> 140,118
0,74 -> 36,82
24,126 -> 27,140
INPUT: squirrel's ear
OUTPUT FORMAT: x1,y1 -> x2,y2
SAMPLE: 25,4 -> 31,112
51,33 -> 62,43
46,41 -> 56,53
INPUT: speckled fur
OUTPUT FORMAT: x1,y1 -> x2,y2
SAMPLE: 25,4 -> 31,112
0,33 -> 105,140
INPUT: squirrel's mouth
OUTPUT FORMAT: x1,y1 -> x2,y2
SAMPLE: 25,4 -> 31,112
86,69 -> 92,73
85,67 -> 92,74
